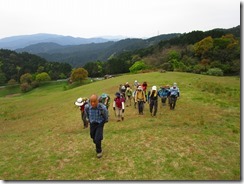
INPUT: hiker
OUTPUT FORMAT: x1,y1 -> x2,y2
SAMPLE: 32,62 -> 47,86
99,93 -> 110,109
113,92 -> 125,122
134,80 -> 139,90
120,85 -> 126,99
166,84 -> 171,106
135,86 -> 146,115
142,81 -> 148,102
168,82 -> 180,110
85,94 -> 108,158
148,86 -> 158,116
75,97 -> 89,129
158,86 -> 169,107
124,82 -> 130,90
125,87 -> 133,106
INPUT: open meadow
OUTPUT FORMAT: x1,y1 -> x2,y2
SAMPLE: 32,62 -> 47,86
0,72 -> 240,180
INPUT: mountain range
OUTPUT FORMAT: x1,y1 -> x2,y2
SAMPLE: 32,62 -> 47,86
0,33 -> 126,50
13,33 -> 180,67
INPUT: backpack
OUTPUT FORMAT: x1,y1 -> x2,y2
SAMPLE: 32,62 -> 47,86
99,94 -> 110,107
114,97 -> 123,109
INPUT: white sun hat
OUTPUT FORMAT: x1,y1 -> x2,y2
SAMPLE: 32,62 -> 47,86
75,97 -> 85,106
152,86 -> 157,91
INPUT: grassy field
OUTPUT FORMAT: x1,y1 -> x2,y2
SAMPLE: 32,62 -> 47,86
0,72 -> 240,180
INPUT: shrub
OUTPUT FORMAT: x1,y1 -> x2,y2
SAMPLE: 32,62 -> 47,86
20,82 -> 32,92
20,73 -> 33,84
129,61 -> 148,73
206,68 -> 224,76
36,72 -> 51,82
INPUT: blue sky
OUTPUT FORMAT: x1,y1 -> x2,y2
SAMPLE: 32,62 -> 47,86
0,0 -> 241,39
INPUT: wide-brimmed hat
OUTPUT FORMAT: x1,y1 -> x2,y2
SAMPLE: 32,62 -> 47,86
75,97 -> 85,106
152,86 -> 157,91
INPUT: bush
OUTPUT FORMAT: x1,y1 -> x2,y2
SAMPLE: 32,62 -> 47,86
206,68 -> 224,76
36,72 -> 51,82
129,61 -> 148,73
20,82 -> 32,92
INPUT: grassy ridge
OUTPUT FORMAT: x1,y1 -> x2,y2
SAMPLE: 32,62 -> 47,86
0,72 -> 240,180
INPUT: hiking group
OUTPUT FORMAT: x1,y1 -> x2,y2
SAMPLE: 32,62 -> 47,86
74,81 -> 180,158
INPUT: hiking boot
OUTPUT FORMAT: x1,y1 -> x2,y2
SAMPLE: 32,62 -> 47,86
122,117 -> 124,121
97,152 -> 102,158
117,120 -> 121,122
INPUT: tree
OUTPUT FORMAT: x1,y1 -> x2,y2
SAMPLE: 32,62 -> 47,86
20,73 -> 33,84
194,36 -> 214,58
129,60 -> 147,73
0,72 -> 6,85
70,68 -> 88,83
35,72 -> 51,82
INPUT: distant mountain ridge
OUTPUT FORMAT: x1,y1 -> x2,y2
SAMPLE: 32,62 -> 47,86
15,33 -> 180,67
0,33 -> 121,50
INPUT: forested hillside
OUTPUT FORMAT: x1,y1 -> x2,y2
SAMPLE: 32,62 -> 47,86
84,25 -> 240,77
0,49 -> 72,85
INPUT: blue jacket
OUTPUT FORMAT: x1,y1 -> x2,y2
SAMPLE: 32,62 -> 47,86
158,88 -> 169,97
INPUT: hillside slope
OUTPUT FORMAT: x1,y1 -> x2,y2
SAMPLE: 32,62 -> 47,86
0,72 -> 240,180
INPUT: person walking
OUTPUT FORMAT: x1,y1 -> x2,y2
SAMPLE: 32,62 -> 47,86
85,94 -> 108,158
168,83 -> 180,110
148,86 -> 158,116
113,92 -> 125,121
158,86 -> 169,107
99,93 -> 110,109
135,86 -> 146,115
75,97 -> 89,129
125,87 -> 133,106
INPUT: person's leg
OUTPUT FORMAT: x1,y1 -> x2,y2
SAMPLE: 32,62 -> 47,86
121,109 -> 124,121
141,101 -> 144,114
149,100 -> 153,115
173,97 -> 177,109
154,100 -> 158,116
82,111 -> 88,128
115,107 -> 120,121
94,123 -> 104,155
138,101 -> 141,114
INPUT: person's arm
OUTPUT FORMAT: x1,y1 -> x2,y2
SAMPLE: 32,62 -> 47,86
113,100 -> 116,110
122,101 -> 125,113
135,91 -> 138,102
84,104 -> 89,121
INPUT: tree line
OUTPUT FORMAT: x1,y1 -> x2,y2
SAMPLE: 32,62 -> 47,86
0,49 -> 72,85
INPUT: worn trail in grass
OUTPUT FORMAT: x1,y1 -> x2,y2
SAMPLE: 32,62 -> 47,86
0,72 -> 240,180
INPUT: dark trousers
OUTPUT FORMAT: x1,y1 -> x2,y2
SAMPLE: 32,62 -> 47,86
138,101 -> 144,114
81,111 -> 89,128
90,122 -> 104,153
150,99 -> 158,116
169,95 -> 177,110
161,97 -> 167,106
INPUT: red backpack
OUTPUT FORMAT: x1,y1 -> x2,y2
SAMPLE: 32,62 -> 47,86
114,97 -> 123,109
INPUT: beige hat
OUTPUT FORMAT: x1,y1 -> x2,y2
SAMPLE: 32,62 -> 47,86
75,98 -> 85,106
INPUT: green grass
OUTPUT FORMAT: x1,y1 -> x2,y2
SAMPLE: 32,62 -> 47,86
0,72 -> 240,180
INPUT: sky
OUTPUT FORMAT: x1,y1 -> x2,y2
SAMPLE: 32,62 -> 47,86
0,0 -> 241,39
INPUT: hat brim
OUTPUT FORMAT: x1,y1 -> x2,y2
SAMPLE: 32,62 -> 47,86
75,101 -> 85,106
